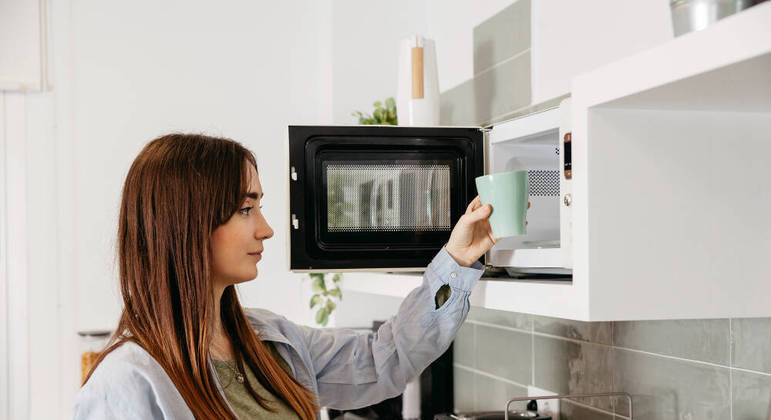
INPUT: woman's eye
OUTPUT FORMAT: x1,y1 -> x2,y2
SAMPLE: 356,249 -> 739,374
239,206 -> 253,215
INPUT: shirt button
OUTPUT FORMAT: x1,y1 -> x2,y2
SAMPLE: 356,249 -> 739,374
450,272 -> 457,279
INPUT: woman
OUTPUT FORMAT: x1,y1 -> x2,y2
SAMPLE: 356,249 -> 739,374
74,133 -> 496,419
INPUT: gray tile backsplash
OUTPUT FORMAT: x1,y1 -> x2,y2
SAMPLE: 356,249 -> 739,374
440,51 -> 531,127
474,372 -> 528,412
468,306 -> 531,331
534,315 -> 612,345
732,318 -> 771,374
614,319 -> 730,365
475,324 -> 531,385
453,321 -> 475,367
561,400 -> 615,420
472,51 -> 530,125
453,367 -> 475,412
533,336 -> 614,411
473,0 -> 531,74
454,312 -> 765,419
445,1 -> 771,419
612,348 -> 731,419
732,370 -> 771,420
440,0 -> 531,127
439,79 -> 476,126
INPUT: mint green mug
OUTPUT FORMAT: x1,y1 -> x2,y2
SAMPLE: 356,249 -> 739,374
475,170 -> 529,238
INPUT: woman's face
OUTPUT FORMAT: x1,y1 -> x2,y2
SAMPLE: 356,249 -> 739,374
210,164 -> 274,288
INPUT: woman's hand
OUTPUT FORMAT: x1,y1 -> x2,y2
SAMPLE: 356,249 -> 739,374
446,196 -> 530,267
445,196 -> 497,267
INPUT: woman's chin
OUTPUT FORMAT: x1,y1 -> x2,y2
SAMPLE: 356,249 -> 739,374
232,270 -> 258,284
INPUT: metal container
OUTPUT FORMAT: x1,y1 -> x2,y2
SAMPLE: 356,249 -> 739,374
670,0 -> 754,36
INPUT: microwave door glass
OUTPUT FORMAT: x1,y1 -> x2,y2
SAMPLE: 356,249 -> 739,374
326,163 -> 452,233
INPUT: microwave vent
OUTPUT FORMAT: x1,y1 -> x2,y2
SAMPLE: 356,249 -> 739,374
528,170 -> 560,197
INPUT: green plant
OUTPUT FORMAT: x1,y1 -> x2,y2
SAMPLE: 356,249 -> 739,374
352,97 -> 398,125
308,273 -> 342,326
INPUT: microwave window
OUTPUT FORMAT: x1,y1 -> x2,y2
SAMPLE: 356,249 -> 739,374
326,164 -> 451,232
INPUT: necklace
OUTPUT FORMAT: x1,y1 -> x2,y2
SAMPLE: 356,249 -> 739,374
222,361 -> 245,384
210,339 -> 245,384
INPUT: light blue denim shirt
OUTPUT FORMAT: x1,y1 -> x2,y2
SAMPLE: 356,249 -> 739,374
73,247 -> 483,419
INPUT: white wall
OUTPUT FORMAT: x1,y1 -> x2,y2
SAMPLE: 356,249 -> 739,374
66,0 -> 334,332
3,1 -> 336,418
330,0 -> 428,123
531,0 -> 672,103
0,0 -> 45,90
329,0 -> 522,117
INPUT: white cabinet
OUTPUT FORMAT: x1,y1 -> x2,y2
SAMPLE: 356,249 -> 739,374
0,0 -> 48,91
342,3 -> 771,321
566,2 -> 771,320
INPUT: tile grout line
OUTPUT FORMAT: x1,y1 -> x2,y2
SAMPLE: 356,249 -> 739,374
616,345 -> 750,373
729,317 -> 733,420
472,322 -> 477,410
466,319 -> 530,335
611,321 -> 617,417
468,318 -> 771,377
472,48 -> 530,80
530,316 -> 535,387
731,366 -> 771,377
440,48 -> 530,105
454,363 -> 529,394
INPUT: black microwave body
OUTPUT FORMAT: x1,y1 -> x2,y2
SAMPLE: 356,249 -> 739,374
289,125 -> 484,271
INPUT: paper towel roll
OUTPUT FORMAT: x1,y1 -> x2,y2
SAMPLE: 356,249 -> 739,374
397,35 -> 440,126
401,376 -> 421,420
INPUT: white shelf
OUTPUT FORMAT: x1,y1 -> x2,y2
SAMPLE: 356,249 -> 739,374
340,274 -> 583,320
566,2 -> 771,320
340,272 -> 423,299
572,2 -> 771,112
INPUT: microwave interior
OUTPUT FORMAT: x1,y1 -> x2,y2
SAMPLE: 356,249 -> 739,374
289,126 -> 484,271
483,119 -> 571,280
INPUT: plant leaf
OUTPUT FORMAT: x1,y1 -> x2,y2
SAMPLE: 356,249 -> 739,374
309,294 -> 323,308
332,273 -> 341,283
316,307 -> 329,326
328,288 -> 342,298
326,300 -> 336,311
311,277 -> 325,292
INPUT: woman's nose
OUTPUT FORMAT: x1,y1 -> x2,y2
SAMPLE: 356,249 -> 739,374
257,215 -> 274,240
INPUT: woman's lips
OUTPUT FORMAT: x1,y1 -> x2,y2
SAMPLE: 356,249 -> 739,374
248,251 -> 262,261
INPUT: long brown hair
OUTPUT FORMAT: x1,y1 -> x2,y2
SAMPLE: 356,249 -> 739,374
83,133 -> 318,419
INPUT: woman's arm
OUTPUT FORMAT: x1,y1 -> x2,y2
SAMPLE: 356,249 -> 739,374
299,247 -> 483,409
300,198 -> 494,409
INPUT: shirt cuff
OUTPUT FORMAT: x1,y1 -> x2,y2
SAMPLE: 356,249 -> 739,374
426,246 -> 484,295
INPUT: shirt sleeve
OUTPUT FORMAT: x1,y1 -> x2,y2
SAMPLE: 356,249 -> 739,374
72,358 -> 173,420
297,246 -> 483,410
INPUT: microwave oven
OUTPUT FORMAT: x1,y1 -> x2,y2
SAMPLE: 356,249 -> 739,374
288,100 -> 572,279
